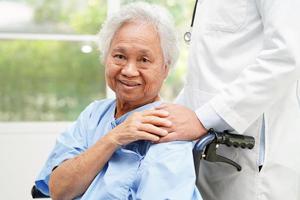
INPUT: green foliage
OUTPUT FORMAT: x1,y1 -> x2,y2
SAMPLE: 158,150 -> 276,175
70,1 -> 107,34
32,0 -> 107,34
0,40 -> 105,121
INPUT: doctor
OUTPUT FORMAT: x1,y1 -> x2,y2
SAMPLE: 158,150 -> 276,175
157,0 -> 300,199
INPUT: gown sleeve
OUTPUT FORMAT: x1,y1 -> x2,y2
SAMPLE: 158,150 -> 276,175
136,141 -> 202,200
34,102 -> 96,195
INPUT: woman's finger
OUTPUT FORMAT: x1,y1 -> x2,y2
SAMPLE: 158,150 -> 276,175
136,131 -> 160,142
138,123 -> 168,137
142,115 -> 172,127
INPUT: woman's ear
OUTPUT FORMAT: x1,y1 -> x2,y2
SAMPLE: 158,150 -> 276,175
163,64 -> 170,79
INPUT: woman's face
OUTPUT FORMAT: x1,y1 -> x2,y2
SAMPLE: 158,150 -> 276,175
105,21 -> 169,106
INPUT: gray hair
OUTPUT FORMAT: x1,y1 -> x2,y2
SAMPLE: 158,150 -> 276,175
98,2 -> 179,68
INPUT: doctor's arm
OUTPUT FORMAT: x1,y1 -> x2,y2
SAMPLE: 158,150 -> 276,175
202,0 -> 300,133
157,0 -> 300,141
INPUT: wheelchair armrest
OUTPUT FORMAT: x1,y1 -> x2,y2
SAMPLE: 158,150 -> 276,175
31,185 -> 50,198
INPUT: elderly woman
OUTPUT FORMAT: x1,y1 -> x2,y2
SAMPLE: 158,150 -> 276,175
35,2 -> 201,200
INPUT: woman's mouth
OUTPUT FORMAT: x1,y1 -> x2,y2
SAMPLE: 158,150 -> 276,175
118,80 -> 141,89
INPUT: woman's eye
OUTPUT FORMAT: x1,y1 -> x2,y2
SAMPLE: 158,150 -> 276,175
142,57 -> 149,63
114,54 -> 125,60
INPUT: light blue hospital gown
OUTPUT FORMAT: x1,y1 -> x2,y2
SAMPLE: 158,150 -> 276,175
35,99 -> 202,200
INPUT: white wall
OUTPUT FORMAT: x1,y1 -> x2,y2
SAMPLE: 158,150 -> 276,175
0,122 -> 71,200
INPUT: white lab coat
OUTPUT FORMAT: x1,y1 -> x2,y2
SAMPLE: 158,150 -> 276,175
177,0 -> 300,199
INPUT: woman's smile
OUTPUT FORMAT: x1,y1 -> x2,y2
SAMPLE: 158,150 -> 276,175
118,79 -> 142,89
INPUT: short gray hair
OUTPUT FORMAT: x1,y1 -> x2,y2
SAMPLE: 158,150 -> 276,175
98,2 -> 179,68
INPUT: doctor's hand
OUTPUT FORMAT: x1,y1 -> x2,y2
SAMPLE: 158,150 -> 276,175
155,103 -> 207,143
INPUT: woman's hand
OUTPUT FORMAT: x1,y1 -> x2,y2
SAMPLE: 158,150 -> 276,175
107,109 -> 172,146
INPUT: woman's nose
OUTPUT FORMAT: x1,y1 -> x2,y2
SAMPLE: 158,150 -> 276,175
121,61 -> 139,77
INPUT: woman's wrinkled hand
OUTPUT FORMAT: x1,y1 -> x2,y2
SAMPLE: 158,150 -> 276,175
107,109 -> 172,146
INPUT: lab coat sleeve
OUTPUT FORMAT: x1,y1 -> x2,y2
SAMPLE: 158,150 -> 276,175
196,103 -> 233,132
201,0 -> 300,133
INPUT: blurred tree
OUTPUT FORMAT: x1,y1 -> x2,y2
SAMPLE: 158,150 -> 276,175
0,40 -> 105,120
32,0 -> 107,34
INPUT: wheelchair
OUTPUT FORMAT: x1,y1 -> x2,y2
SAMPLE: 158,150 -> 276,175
31,129 -> 255,198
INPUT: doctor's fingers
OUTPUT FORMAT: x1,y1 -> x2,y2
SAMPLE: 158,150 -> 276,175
141,115 -> 172,128
138,123 -> 169,137
155,102 -> 173,110
141,109 -> 169,118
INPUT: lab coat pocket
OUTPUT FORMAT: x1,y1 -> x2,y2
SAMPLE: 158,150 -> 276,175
204,0 -> 248,32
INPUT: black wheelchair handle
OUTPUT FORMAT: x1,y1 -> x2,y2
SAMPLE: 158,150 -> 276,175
194,129 -> 255,152
193,129 -> 255,171
215,130 -> 255,149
